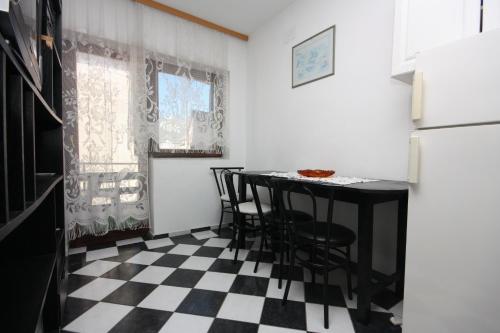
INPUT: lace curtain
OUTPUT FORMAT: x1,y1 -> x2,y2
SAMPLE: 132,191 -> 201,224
144,54 -> 228,153
62,0 -> 229,239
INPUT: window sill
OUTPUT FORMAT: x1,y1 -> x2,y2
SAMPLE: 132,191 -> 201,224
149,151 -> 223,158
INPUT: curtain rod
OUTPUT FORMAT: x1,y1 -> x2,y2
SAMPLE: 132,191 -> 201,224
134,0 -> 249,41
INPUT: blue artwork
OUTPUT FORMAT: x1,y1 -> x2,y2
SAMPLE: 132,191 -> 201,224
292,26 -> 335,88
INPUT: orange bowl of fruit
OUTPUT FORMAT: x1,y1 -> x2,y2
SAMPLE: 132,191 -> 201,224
297,169 -> 335,178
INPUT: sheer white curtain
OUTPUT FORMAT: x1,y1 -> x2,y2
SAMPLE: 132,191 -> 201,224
141,8 -> 228,153
62,0 -> 229,239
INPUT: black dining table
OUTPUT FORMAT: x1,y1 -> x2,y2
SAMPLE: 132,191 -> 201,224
234,170 -> 409,325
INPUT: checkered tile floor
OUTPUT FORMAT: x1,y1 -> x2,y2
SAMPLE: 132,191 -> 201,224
64,228 -> 403,333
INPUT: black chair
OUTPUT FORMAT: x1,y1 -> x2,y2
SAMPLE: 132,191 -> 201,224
211,167 -> 253,234
247,174 -> 312,287
224,172 -> 270,263
275,179 -> 355,329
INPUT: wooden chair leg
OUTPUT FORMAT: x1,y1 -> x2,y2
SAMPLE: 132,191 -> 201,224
282,245 -> 295,305
218,202 -> 225,234
263,234 -> 269,250
268,226 -> 277,262
346,246 -> 353,300
234,218 -> 241,263
323,268 -> 330,329
251,216 -> 257,237
234,236 -> 240,263
254,225 -> 266,273
229,214 -> 237,252
278,227 -> 285,289
310,249 -> 316,284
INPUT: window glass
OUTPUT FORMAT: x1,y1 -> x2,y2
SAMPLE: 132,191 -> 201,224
157,71 -> 212,150
76,52 -> 138,173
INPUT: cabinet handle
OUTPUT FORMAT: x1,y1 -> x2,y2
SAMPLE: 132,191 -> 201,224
412,72 -> 423,121
408,135 -> 420,184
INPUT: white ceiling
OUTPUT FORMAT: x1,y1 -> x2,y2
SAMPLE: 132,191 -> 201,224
155,0 -> 296,35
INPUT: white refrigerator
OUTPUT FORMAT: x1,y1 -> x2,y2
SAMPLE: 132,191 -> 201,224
402,29 -> 500,333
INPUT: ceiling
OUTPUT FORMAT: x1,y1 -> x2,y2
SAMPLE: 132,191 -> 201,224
155,0 -> 296,35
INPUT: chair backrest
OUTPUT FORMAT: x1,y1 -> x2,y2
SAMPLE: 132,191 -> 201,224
273,179 -> 335,245
247,174 -> 278,223
210,167 -> 244,197
223,171 -> 241,216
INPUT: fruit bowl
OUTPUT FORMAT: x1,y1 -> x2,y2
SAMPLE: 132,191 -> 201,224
297,169 -> 335,178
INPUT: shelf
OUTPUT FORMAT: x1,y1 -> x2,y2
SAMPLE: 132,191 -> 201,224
0,174 -> 63,242
53,0 -> 62,14
0,0 -> 64,331
6,74 -> 26,212
36,174 -> 62,198
0,34 -> 62,126
55,227 -> 65,277
0,52 -> 7,223
0,254 -> 57,332
37,100 -> 62,130
55,227 -> 64,250
53,44 -> 62,70
24,90 -> 37,202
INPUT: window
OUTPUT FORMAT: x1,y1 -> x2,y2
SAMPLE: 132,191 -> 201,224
148,58 -> 226,157
158,71 -> 212,150
75,49 -> 141,207
76,51 -> 139,173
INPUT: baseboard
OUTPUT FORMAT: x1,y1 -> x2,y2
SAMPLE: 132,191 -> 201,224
70,228 -> 150,248
148,222 -> 232,239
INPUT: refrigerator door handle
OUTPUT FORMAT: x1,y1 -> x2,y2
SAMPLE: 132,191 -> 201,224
408,135 -> 420,184
412,72 -> 423,121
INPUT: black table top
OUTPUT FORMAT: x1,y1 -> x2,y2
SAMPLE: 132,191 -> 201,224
235,170 -> 409,195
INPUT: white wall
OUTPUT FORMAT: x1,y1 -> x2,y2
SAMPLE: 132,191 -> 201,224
246,0 -> 412,273
150,38 -> 248,235
150,0 -> 412,274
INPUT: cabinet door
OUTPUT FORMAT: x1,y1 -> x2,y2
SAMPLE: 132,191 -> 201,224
404,125 -> 500,333
483,0 -> 500,31
413,28 -> 500,128
392,0 -> 480,81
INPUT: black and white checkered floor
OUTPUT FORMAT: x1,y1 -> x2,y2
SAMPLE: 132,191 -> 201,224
64,228 -> 403,333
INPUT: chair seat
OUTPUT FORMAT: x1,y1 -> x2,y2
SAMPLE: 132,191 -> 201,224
268,210 -> 312,224
282,210 -> 313,222
221,193 -> 253,202
295,222 -> 356,246
238,201 -> 272,215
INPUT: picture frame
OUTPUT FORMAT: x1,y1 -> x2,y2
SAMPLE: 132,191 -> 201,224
292,25 -> 335,88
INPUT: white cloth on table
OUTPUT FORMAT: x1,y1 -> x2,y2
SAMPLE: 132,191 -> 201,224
262,172 -> 378,185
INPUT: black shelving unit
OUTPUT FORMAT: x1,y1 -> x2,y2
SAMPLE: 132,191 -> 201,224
0,0 -> 65,332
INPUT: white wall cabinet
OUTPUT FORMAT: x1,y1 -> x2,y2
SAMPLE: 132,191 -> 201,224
392,0 -> 481,82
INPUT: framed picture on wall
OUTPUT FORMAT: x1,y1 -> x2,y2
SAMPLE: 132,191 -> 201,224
292,25 -> 335,88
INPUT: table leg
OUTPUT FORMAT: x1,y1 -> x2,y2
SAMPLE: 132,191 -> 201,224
395,193 -> 408,298
237,174 -> 247,249
357,199 -> 374,324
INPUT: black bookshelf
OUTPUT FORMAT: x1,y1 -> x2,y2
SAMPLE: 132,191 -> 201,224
0,0 -> 65,332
